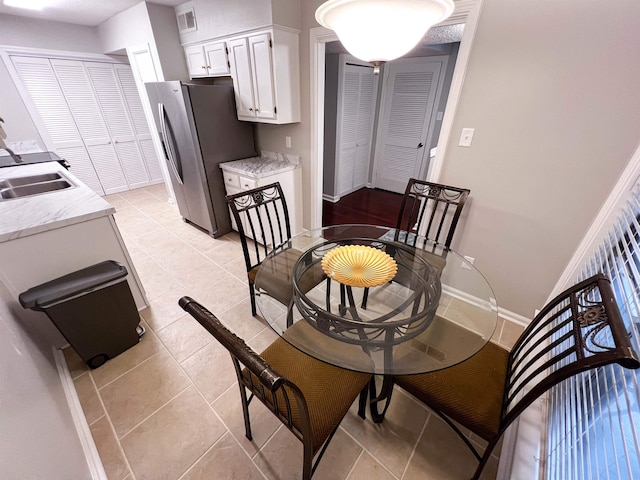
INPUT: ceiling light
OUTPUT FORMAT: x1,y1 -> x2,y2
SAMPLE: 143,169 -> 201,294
3,0 -> 48,11
316,0 -> 455,73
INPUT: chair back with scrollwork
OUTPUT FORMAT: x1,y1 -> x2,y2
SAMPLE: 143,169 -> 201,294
395,179 -> 469,249
393,273 -> 640,480
226,182 -> 292,274
501,273 -> 639,432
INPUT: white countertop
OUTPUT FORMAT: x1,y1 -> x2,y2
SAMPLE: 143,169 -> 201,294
219,153 -> 300,179
0,162 -> 114,243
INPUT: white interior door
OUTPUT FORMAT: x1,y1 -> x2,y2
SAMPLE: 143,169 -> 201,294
374,58 -> 443,193
336,61 -> 377,197
10,56 -> 104,195
50,59 -> 128,195
114,64 -> 163,183
85,62 -> 151,190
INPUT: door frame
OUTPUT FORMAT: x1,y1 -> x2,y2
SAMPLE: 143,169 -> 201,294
309,0 -> 483,229
371,55 -> 449,192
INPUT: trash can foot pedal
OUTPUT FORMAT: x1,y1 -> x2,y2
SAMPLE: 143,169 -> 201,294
136,324 -> 146,339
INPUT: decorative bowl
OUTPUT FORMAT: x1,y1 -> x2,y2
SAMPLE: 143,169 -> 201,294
321,245 -> 398,287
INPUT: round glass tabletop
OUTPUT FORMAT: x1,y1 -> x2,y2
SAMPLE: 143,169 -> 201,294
254,224 -> 497,376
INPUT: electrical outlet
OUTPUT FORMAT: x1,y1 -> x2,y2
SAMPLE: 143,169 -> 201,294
285,136 -> 292,148
459,128 -> 475,147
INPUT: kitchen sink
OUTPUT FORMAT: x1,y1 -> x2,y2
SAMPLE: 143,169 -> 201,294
0,173 -> 64,189
0,172 -> 75,201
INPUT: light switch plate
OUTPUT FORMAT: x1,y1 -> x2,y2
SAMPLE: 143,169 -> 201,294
459,128 -> 475,147
285,136 -> 292,148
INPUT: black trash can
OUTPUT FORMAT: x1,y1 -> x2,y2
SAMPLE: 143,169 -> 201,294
19,260 -> 144,368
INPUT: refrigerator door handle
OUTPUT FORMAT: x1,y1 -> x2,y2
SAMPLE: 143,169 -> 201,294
158,103 -> 184,185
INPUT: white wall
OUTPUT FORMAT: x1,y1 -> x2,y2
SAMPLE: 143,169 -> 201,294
0,13 -> 103,146
146,3 -> 189,82
0,280 -> 91,479
0,58 -> 41,144
178,0 -> 274,45
0,13 -> 102,52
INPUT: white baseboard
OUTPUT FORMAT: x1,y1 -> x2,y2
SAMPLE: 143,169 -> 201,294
322,193 -> 340,203
54,348 -> 107,480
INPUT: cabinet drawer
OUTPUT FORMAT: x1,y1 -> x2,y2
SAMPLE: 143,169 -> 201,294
239,175 -> 257,190
223,171 -> 240,188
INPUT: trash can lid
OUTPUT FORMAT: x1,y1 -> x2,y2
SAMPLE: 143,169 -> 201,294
19,260 -> 128,310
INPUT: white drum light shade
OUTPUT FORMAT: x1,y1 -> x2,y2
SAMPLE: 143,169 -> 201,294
316,0 -> 455,64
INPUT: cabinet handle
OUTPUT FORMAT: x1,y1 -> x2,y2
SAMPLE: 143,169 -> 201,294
201,65 -> 207,70
417,142 -> 424,148
249,108 -> 253,111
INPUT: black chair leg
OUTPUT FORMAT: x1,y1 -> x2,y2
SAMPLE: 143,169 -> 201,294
357,385 -> 368,419
249,282 -> 257,316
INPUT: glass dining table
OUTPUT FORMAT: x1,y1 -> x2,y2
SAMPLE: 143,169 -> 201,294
254,224 -> 498,422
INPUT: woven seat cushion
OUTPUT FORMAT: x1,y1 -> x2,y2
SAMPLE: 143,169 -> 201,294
395,340 -> 509,440
250,334 -> 371,452
250,248 -> 325,306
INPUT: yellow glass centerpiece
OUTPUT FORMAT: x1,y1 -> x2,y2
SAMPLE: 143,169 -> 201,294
321,245 -> 397,287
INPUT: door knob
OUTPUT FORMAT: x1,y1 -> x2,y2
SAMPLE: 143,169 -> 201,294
417,143 -> 424,148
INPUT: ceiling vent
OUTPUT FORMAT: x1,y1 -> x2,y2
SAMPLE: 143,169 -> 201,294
176,4 -> 197,34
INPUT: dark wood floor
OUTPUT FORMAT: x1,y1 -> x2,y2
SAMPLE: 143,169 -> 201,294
322,187 -> 403,227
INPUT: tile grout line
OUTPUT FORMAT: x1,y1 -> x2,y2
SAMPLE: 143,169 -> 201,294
399,410 -> 432,480
87,366 -> 138,480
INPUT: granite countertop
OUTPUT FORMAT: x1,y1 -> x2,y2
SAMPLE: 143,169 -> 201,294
219,152 -> 300,179
0,162 -> 114,243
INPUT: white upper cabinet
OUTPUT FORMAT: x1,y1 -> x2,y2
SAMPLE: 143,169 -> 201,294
226,28 -> 300,124
184,41 -> 230,77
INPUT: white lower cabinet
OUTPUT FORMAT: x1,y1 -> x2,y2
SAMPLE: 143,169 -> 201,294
221,163 -> 302,244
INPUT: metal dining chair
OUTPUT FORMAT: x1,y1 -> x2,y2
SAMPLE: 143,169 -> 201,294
393,273 -> 640,479
394,178 -> 470,273
363,179 -> 470,309
226,182 -> 298,316
179,296 -> 372,480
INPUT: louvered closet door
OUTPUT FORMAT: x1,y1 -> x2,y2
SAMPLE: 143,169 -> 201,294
336,63 -> 377,197
113,64 -> 163,183
10,56 -> 104,195
375,60 -> 442,194
85,62 -> 151,189
354,69 -> 375,189
50,59 -> 128,195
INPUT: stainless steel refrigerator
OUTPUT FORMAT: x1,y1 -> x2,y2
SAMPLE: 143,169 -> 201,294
145,82 -> 255,237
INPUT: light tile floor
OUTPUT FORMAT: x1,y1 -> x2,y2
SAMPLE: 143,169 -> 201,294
65,184 -> 524,480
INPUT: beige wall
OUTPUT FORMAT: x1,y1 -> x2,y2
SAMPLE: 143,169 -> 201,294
439,0 -> 640,316
259,0 -> 640,317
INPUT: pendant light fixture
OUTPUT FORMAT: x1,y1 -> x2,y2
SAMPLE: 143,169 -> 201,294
316,0 -> 455,74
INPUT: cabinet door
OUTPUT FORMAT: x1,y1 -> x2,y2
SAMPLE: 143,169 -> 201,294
10,56 -> 104,195
184,44 -> 207,77
227,37 -> 256,118
84,62 -> 151,189
204,42 -> 229,75
248,33 -> 276,120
